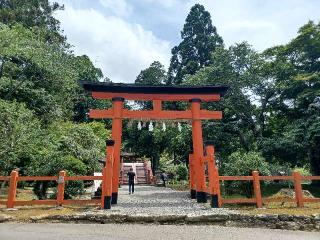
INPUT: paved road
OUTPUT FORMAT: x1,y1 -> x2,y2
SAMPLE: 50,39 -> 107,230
0,223 -> 319,240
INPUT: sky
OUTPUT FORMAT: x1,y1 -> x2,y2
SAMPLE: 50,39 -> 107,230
54,0 -> 320,83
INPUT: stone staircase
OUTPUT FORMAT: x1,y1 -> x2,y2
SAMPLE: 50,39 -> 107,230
120,162 -> 152,184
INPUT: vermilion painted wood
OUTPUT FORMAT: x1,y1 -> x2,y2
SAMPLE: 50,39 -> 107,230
65,176 -> 103,181
92,92 -> 221,102
17,176 -> 57,181
219,176 -> 253,181
7,171 -> 18,208
0,176 -> 9,181
252,171 -> 262,208
153,100 -> 162,112
0,200 -> 7,205
89,109 -> 222,120
201,156 -> 209,163
111,99 -> 123,204
188,154 -> 196,192
63,199 -> 100,205
206,146 -> 216,195
293,171 -> 304,207
106,145 -> 115,197
302,198 -> 320,203
259,176 -> 294,180
57,171 -> 66,206
191,101 -> 206,195
301,176 -> 320,180
14,200 -> 57,206
222,198 -> 256,204
262,198 -> 295,203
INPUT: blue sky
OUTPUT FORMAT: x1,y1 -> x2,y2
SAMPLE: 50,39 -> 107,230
54,0 -> 320,83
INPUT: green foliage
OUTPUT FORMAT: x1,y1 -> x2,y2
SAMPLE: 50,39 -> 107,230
0,99 -> 41,175
0,0 -> 65,43
64,180 -> 85,199
167,4 -> 223,84
134,61 -> 166,110
26,121 -> 107,199
135,61 -> 166,86
158,153 -> 188,180
175,164 -> 188,181
27,121 -> 107,176
224,151 -> 270,176
223,151 -> 270,197
158,152 -> 174,172
293,166 -> 311,176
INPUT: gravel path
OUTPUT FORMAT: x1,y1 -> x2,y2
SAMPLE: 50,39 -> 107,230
109,185 -> 237,215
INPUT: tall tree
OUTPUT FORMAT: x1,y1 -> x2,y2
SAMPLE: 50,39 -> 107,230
135,61 -> 166,86
261,21 -> 320,180
134,61 -> 166,110
0,0 -> 65,44
167,4 -> 223,85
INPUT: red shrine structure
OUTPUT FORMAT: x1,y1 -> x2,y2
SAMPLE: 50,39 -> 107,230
82,82 -> 228,209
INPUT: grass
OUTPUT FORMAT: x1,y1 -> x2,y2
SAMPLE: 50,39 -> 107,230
237,202 -> 320,216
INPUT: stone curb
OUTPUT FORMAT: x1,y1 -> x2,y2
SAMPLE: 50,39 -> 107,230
25,212 -> 320,232
0,214 -> 14,223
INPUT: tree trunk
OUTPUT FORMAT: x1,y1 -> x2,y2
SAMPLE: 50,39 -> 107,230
33,181 -> 49,199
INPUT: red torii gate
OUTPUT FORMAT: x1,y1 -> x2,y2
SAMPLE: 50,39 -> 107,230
83,82 -> 228,209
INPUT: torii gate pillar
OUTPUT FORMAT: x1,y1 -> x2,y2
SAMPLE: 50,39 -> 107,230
111,97 -> 124,204
190,99 -> 207,203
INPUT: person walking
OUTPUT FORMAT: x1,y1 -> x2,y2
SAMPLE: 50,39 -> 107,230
160,171 -> 168,187
127,167 -> 136,194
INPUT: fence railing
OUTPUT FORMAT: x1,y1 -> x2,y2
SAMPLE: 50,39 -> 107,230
213,171 -> 320,208
1,170 -> 319,209
0,170 -> 102,208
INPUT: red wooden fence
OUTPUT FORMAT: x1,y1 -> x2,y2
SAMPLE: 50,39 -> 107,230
0,171 -> 102,208
215,171 -> 320,208
0,170 -> 319,208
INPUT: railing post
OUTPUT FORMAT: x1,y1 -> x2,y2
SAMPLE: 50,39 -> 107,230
189,151 -> 196,199
57,170 -> 66,206
214,166 -> 223,207
102,140 -> 115,209
7,170 -> 18,208
205,141 -> 221,208
293,171 -> 304,207
252,171 -> 262,208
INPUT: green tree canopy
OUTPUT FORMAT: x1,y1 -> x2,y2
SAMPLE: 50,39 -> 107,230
167,4 -> 223,85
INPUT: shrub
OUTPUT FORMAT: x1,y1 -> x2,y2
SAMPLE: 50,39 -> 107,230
175,164 -> 188,181
223,151 -> 271,197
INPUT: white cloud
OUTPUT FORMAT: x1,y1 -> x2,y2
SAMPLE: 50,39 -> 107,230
140,0 -> 181,8
55,4 -> 170,83
197,0 -> 320,51
99,0 -> 133,17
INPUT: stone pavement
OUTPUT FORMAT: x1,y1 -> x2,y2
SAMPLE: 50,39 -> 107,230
110,185 -> 236,216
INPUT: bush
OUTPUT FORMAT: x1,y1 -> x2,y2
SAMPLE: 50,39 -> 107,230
223,151 -> 271,197
292,166 -> 311,176
175,164 -> 188,181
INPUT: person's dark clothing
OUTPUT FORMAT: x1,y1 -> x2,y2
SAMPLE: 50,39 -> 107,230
129,181 -> 134,194
127,171 -> 136,194
160,172 -> 167,187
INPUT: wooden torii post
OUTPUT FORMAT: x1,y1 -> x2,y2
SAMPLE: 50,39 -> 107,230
82,83 -> 228,208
